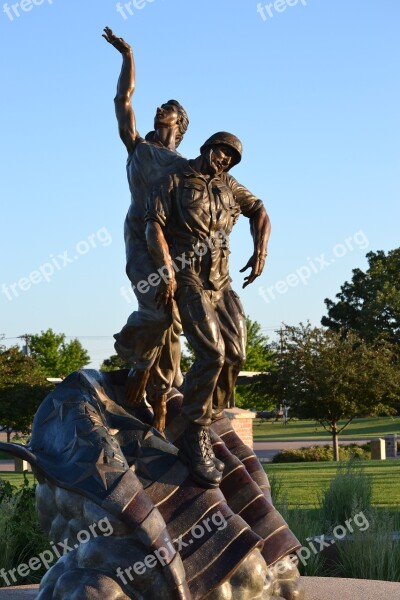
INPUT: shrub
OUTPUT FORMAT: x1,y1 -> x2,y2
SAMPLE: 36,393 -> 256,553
271,444 -> 371,463
0,475 -> 50,587
320,460 -> 372,530
268,473 -> 326,576
337,509 -> 400,581
265,461 -> 400,581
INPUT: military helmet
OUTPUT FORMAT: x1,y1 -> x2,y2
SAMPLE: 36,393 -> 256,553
200,131 -> 243,170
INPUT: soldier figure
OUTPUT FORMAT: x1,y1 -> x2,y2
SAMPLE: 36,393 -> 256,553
103,28 -> 189,430
146,132 -> 271,487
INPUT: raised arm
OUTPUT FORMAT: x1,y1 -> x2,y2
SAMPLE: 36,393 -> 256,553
103,27 -> 138,154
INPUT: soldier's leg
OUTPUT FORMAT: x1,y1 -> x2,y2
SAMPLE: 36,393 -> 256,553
213,288 -> 247,420
175,286 -> 225,488
146,303 -> 183,432
114,257 -> 173,405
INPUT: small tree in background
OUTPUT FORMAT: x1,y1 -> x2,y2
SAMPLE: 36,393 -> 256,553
100,354 -> 130,372
265,323 -> 400,460
322,248 -> 400,345
0,345 -> 50,441
29,329 -> 90,377
180,318 -> 276,411
234,319 -> 277,411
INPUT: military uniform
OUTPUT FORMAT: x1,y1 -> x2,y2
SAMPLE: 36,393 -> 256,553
146,160 -> 264,426
114,140 -> 187,396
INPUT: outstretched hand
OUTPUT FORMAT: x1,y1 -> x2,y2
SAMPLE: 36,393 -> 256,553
240,252 -> 267,288
102,27 -> 132,54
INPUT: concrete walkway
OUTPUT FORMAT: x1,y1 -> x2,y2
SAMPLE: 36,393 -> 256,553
303,576 -> 400,600
0,438 -> 377,468
1,578 -> 400,599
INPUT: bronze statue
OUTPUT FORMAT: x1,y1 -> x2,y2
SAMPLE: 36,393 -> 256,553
103,27 -> 188,432
146,132 -> 270,488
0,29 -> 306,599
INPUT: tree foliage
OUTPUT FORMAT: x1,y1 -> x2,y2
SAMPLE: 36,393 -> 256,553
181,317 -> 276,411
0,344 -> 50,441
181,317 -> 274,375
265,323 -> 400,460
322,249 -> 400,344
100,354 -> 130,372
29,329 -> 90,377
243,318 -> 275,372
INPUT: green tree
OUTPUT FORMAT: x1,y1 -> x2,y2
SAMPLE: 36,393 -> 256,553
322,249 -> 400,344
180,318 -> 276,411
180,343 -> 195,374
181,317 -> 274,374
0,345 -> 50,441
29,329 -> 90,377
235,318 -> 276,411
266,323 -> 400,461
100,354 -> 130,372
243,318 -> 274,371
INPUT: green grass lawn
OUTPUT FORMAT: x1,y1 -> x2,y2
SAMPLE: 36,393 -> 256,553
254,416 -> 400,441
265,460 -> 400,510
0,472 -> 35,487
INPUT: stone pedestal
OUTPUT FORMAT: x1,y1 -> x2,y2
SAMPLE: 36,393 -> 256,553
224,408 -> 256,448
385,434 -> 398,459
370,438 -> 386,460
3,578 -> 400,599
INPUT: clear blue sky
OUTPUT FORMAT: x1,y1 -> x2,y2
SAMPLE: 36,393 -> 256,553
1,0 -> 399,367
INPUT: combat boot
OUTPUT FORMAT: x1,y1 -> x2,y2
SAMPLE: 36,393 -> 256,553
203,433 -> 225,472
179,424 -> 222,489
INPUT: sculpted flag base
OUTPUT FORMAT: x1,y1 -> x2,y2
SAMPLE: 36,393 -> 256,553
0,369 -> 305,600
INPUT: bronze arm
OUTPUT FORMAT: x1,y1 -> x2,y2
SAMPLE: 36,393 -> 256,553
240,205 -> 271,288
103,27 -> 138,154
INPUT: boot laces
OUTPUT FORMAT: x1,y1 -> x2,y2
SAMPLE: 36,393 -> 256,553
200,428 -> 214,462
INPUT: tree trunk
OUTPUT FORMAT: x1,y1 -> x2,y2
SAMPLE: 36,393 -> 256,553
332,425 -> 339,462
6,430 -> 11,443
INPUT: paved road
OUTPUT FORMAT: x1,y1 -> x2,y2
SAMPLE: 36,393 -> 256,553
254,438 -> 371,460
0,438 -> 377,471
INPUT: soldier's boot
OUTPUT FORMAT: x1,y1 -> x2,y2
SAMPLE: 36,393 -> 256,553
179,424 -> 222,489
203,430 -> 225,472
149,393 -> 167,434
124,368 -> 150,406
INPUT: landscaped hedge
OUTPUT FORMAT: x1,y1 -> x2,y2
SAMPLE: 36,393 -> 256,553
0,475 -> 50,587
271,443 -> 371,463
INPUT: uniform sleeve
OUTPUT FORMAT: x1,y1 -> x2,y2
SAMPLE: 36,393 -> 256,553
145,175 -> 174,227
225,173 -> 264,217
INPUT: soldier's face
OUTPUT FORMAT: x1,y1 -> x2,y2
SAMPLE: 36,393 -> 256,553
154,103 -> 179,129
206,145 -> 234,175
